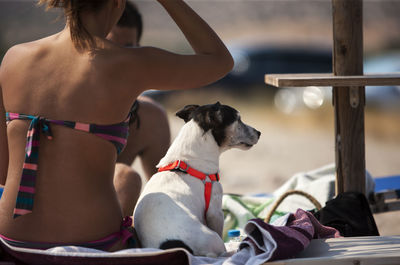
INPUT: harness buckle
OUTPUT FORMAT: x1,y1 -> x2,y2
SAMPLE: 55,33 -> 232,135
175,160 -> 188,172
203,176 -> 213,185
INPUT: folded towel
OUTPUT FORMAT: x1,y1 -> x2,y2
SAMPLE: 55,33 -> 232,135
239,209 -> 341,263
192,209 -> 340,265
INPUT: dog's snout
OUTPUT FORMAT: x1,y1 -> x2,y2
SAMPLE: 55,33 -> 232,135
255,129 -> 261,139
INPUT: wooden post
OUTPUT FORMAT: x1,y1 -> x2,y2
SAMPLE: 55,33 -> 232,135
332,0 -> 366,195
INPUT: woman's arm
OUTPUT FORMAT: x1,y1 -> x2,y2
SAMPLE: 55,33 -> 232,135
157,0 -> 232,61
0,60 -> 9,186
126,0 -> 233,91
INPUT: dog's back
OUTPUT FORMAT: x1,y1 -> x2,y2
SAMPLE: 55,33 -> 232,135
134,171 -> 225,256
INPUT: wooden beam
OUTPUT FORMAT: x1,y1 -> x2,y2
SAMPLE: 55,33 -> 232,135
265,73 -> 400,87
332,0 -> 365,195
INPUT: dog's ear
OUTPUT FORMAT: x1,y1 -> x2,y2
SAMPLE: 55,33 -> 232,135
209,102 -> 223,124
176,104 -> 199,123
212,102 -> 221,111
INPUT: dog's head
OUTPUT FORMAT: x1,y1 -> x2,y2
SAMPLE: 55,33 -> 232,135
176,102 -> 260,151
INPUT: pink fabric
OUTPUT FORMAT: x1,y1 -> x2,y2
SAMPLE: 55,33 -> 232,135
90,216 -> 133,246
74,123 -> 90,132
0,216 -> 134,251
18,186 -> 35,193
9,113 -> 19,119
22,163 -> 37,170
94,133 -> 128,145
13,209 -> 32,216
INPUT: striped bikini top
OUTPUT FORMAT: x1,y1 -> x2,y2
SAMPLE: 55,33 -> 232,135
5,112 -> 131,218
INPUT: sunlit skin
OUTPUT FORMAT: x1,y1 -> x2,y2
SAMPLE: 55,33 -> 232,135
0,0 -> 233,251
107,24 -> 171,217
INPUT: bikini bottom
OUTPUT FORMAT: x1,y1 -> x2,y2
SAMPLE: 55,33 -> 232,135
0,216 -> 137,251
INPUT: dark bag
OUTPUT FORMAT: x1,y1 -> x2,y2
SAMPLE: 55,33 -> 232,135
313,191 -> 379,237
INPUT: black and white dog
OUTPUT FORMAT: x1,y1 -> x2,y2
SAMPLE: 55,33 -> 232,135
133,102 -> 260,257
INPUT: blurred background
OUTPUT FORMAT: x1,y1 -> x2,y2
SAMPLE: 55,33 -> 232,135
1,0 -> 399,234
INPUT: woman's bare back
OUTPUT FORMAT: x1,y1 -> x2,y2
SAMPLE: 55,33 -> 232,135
0,33 -> 138,244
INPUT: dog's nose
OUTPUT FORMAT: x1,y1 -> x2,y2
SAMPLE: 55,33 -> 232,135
256,130 -> 261,138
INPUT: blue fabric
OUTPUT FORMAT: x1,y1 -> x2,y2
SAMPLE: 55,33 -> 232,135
0,187 -> 3,199
374,175 -> 400,193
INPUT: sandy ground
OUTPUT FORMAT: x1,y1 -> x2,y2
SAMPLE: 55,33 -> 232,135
133,92 -> 400,236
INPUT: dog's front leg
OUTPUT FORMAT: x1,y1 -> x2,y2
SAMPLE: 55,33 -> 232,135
206,207 -> 224,237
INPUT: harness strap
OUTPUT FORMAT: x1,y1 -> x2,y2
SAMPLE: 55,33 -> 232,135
204,182 -> 213,214
158,160 -> 219,216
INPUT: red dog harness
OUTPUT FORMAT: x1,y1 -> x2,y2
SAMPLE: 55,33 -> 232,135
158,160 -> 220,216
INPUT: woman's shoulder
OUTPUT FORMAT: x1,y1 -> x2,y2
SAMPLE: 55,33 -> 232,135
1,43 -> 29,67
0,43 -> 30,81
1,37 -> 53,69
0,36 -> 59,86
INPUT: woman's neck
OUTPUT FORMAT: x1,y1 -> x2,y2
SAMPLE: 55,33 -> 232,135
79,10 -> 112,39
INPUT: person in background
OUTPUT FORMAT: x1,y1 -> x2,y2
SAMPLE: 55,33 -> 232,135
107,1 -> 171,218
0,0 -> 233,251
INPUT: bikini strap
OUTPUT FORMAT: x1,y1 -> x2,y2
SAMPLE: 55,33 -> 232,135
13,115 -> 54,218
6,112 -> 130,218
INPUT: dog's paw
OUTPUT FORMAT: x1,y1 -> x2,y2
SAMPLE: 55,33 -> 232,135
159,240 -> 194,255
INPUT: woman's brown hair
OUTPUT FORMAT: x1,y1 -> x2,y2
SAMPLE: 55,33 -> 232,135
38,0 -> 108,50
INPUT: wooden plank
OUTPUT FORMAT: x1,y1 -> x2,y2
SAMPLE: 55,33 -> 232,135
332,0 -> 365,195
264,73 -> 400,87
264,236 -> 400,265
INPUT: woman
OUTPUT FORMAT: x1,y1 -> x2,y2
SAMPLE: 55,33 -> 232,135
0,0 -> 233,251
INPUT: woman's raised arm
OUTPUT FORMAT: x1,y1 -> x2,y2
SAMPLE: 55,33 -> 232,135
157,0 -> 232,62
127,0 -> 233,91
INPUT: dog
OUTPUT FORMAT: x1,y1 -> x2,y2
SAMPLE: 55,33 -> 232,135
133,102 -> 260,257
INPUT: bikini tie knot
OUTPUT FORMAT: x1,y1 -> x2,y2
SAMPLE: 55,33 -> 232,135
25,116 -> 53,157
